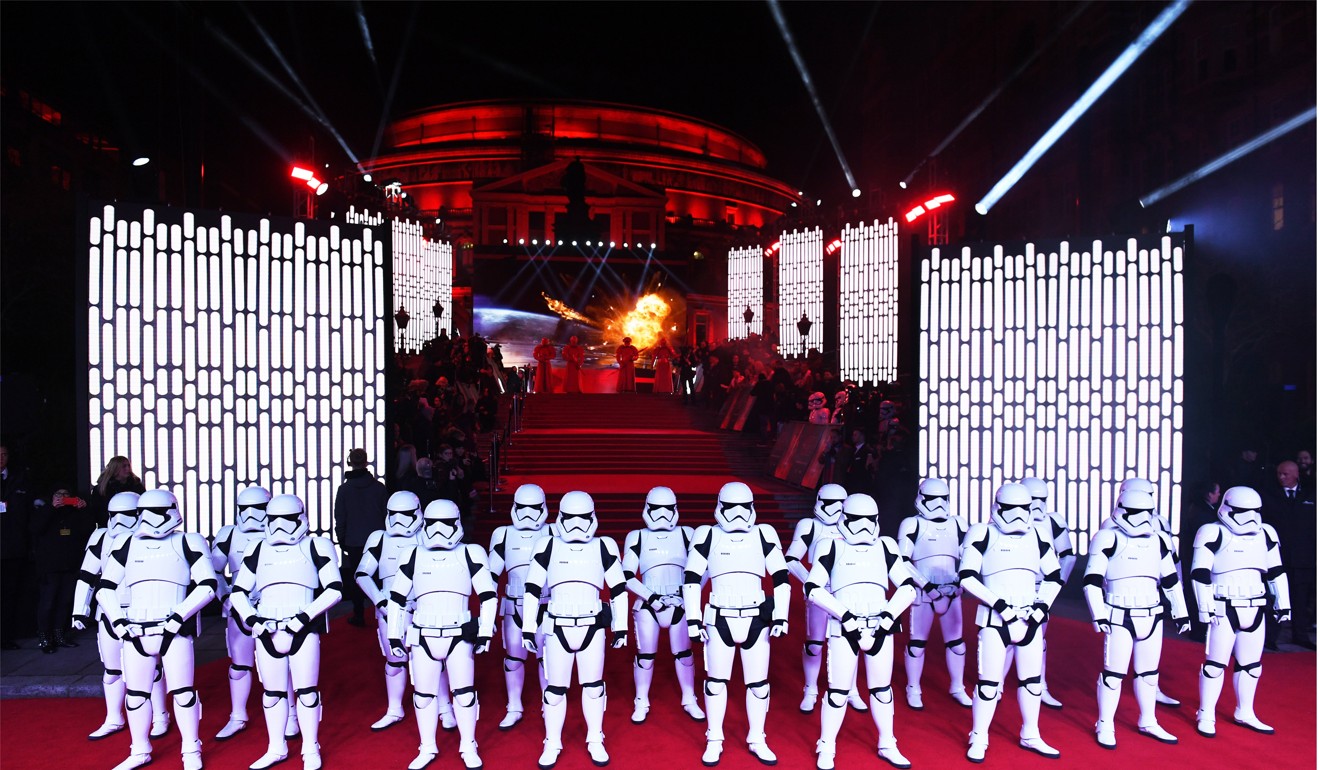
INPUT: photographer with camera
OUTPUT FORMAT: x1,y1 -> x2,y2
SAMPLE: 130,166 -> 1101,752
31,486 -> 95,652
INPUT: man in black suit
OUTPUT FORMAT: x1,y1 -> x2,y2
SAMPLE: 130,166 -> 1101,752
1262,461 -> 1316,649
1181,479 -> 1222,643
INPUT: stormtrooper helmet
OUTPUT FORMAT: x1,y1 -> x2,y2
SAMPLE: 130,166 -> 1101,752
643,486 -> 678,531
136,489 -> 183,539
991,483 -> 1033,534
1217,486 -> 1263,536
236,486 -> 272,533
1118,478 -> 1165,527
386,491 -> 423,537
511,483 -> 549,530
557,491 -> 598,543
878,400 -> 897,420
808,392 -> 827,410
421,500 -> 464,550
813,483 -> 847,525
833,390 -> 849,410
840,493 -> 881,545
106,492 -> 141,536
915,478 -> 951,520
1112,489 -> 1156,537
1020,477 -> 1050,523
714,481 -> 756,532
265,494 -> 310,545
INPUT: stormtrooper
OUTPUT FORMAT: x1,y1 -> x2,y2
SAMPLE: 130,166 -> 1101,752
1190,486 -> 1290,737
71,492 -> 171,742
210,486 -> 300,742
958,482 -> 1064,762
229,494 -> 343,770
358,491 -> 456,733
94,489 -> 218,770
785,483 -> 866,713
621,486 -> 704,723
807,392 -> 831,424
895,478 -> 973,710
488,483 -> 553,730
683,481 -> 791,767
521,491 -> 629,769
1100,477 -> 1183,707
1083,488 -> 1189,748
805,493 -> 920,770
387,499 -> 498,770
1008,477 -> 1074,710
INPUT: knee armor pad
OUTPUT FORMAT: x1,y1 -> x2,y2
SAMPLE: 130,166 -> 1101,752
126,688 -> 151,710
1234,660 -> 1262,679
1099,669 -> 1125,689
504,654 -> 525,672
104,667 -> 123,686
1018,674 -> 1043,697
746,679 -> 770,700
543,684 -> 569,706
975,679 -> 1000,701
413,690 -> 435,709
635,652 -> 656,670
170,686 -> 198,708
295,687 -> 320,708
262,690 -> 288,708
675,649 -> 695,667
452,685 -> 479,708
1134,668 -> 1159,682
906,639 -> 927,658
1202,660 -> 1227,679
229,664 -> 253,681
704,677 -> 728,697
869,685 -> 894,705
826,688 -> 849,708
385,660 -> 407,676
582,680 -> 606,700
804,639 -> 824,657
946,639 -> 966,655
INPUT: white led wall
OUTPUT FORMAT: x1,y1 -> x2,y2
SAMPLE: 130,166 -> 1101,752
778,228 -> 824,356
918,237 -> 1185,555
391,219 -> 453,352
87,204 -> 387,539
840,219 -> 899,384
727,245 -> 764,338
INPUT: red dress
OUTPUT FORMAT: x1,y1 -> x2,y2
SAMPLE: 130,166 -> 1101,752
533,342 -> 557,393
615,344 -> 639,392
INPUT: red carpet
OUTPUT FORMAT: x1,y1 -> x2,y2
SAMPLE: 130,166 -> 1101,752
3,605 -> 1313,769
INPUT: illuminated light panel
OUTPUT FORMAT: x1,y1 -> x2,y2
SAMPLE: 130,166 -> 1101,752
905,205 -> 927,223
389,219 -> 454,353
975,0 -> 1191,214
918,236 -> 1185,555
87,203 -> 387,539
777,228 -> 824,356
1140,107 -> 1317,207
840,219 -> 899,385
727,245 -> 764,339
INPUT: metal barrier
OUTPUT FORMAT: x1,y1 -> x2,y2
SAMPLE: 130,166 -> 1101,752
489,430 -> 502,514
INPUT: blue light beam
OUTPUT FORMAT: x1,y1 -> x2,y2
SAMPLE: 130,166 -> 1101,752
975,0 -> 1191,215
767,0 -> 858,191
1140,107 -> 1316,207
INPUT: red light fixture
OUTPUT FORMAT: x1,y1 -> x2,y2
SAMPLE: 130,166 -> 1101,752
904,192 -> 957,223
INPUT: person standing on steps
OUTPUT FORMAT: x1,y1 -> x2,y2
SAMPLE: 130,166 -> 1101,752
561,336 -> 585,394
651,337 -> 676,394
334,448 -> 388,627
534,338 -> 557,394
615,337 -> 639,393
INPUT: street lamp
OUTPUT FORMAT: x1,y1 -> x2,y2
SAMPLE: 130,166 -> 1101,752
796,313 -> 813,357
432,299 -> 445,338
742,306 -> 755,338
394,306 -> 410,353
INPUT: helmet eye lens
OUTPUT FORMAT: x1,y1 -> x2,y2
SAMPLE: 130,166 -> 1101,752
920,494 -> 948,503
719,501 -> 751,513
999,503 -> 1030,512
1228,505 -> 1258,515
646,504 -> 675,514
239,504 -> 266,512
516,504 -> 543,513
562,512 -> 593,522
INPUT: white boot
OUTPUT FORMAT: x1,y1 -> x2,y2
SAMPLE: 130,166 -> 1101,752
815,740 -> 835,770
1096,720 -> 1117,749
904,684 -> 923,710
1138,722 -> 1179,744
701,740 -> 723,767
966,731 -> 988,763
799,687 -> 817,713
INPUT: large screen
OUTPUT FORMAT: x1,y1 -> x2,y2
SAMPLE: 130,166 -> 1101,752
778,228 -> 824,357
86,204 -> 388,538
839,218 -> 899,385
727,245 -> 764,339
918,236 -> 1185,554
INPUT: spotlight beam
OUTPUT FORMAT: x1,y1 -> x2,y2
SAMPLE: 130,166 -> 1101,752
767,0 -> 858,191
1139,107 -> 1317,207
368,3 -> 420,166
975,0 -> 1191,215
353,1 -> 379,71
901,2 -> 1091,188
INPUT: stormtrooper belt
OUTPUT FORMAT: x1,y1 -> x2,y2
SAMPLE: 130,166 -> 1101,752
1217,597 -> 1267,608
855,614 -> 891,630
711,605 -> 761,618
550,614 -> 598,627
415,625 -> 466,638
1117,606 -> 1162,618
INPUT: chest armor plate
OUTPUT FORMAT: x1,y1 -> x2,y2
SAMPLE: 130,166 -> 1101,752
546,539 -> 605,590
227,529 -> 263,575
911,518 -> 961,577
378,533 -> 416,582
255,541 -> 318,592
502,527 -> 546,593
829,541 -> 889,595
126,535 -> 189,588
1213,528 -> 1269,581
1106,534 -> 1162,582
639,529 -> 687,588
413,547 -> 473,624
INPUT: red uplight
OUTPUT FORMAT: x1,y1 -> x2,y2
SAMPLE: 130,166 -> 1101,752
904,192 -> 956,223
905,206 -> 926,223
291,166 -> 314,181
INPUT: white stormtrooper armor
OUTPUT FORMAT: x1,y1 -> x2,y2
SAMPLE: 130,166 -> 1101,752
1191,486 -> 1290,737
683,481 -> 791,766
805,493 -> 920,770
210,486 -> 300,743
72,492 -> 171,742
357,491 -> 456,734
229,494 -> 343,770
488,483 -> 553,730
896,478 -> 972,710
1100,477 -> 1183,707
622,486 -> 704,724
786,484 -> 865,713
1084,489 -> 1190,748
959,483 -> 1065,762
95,489 -> 218,770
521,491 -> 629,769
387,499 -> 498,770
1012,477 -> 1074,710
